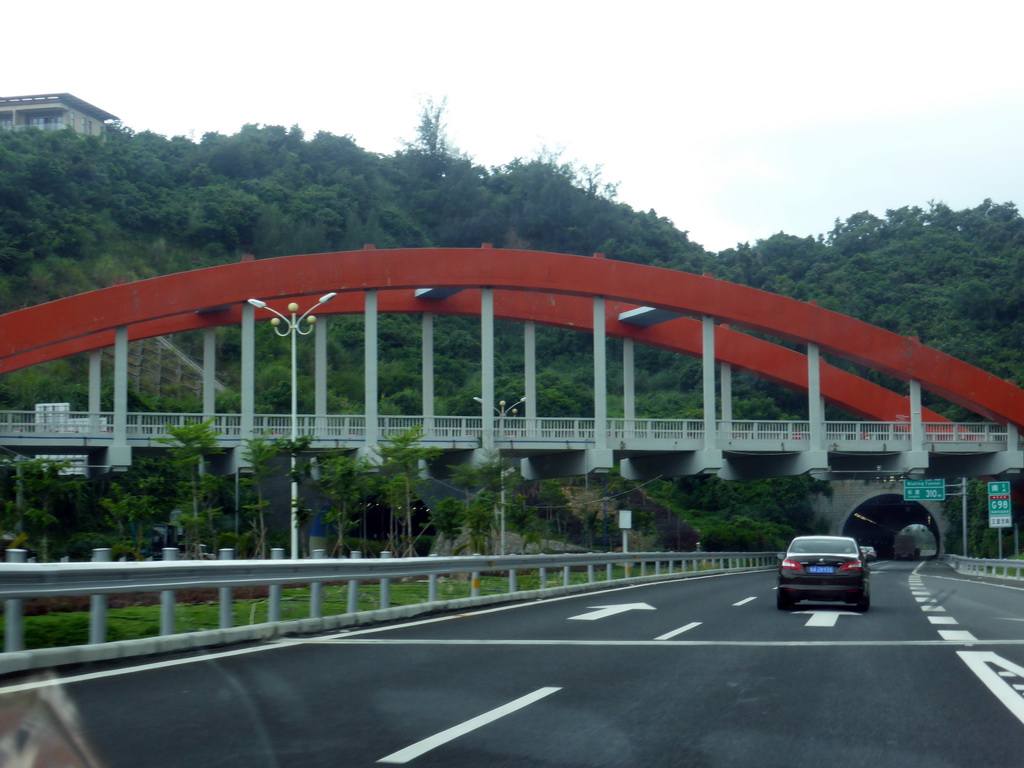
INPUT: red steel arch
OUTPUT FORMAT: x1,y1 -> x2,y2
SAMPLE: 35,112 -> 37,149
0,247 -> 1015,424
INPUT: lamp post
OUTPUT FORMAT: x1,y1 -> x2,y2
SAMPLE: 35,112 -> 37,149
474,396 -> 525,555
247,293 -> 337,559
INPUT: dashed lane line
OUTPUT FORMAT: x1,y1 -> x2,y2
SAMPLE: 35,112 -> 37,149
377,686 -> 561,764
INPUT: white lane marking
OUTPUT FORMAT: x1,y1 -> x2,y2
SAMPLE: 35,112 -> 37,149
567,602 -> 656,621
0,642 -> 299,695
733,597 -> 757,606
939,630 -> 978,642
376,687 -> 561,764
655,622 -> 702,640
915,597 -> 936,603
794,611 -> 861,628
319,569 -> 767,640
928,616 -> 959,625
958,652 -> 1024,727
323,637 -> 1024,647
922,605 -> 947,612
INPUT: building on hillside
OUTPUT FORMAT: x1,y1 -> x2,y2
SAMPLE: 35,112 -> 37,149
0,93 -> 119,137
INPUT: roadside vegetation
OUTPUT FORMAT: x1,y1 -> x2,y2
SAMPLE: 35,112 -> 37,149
1,101 -> 1023,565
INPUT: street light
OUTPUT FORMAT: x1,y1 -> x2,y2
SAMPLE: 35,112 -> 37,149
247,292 -> 337,558
473,396 -> 525,555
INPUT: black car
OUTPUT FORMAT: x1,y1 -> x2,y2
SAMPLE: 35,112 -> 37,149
777,535 -> 869,611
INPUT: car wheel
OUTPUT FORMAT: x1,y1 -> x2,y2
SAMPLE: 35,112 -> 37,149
854,592 -> 870,612
776,590 -> 793,610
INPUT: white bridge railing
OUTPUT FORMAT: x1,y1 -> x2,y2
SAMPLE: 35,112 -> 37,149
0,411 -> 1011,447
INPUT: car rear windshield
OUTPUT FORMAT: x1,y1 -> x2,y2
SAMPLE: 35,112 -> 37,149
788,539 -> 858,555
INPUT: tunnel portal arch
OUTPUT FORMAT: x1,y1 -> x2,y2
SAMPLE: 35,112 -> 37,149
841,492 -> 942,559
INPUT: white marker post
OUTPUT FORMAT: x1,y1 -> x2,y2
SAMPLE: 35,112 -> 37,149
619,509 -> 632,553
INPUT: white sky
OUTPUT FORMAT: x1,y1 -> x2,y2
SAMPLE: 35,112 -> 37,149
8,0 -> 1024,252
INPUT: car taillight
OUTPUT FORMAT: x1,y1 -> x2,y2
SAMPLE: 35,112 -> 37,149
840,560 -> 863,571
780,558 -> 803,570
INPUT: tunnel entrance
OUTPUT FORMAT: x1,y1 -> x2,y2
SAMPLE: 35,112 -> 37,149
841,493 -> 941,559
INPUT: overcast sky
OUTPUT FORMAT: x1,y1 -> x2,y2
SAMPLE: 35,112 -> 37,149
8,1 -> 1024,252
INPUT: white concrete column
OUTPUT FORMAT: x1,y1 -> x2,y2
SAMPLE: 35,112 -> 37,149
593,297 -> 607,448
240,301 -> 255,442
909,379 -> 924,453
524,321 -> 536,425
113,326 -> 128,446
720,362 -> 733,423
203,326 -> 217,416
315,316 -> 328,434
364,290 -> 378,447
807,343 -> 823,449
89,349 -> 102,431
623,338 -> 635,422
422,313 -> 434,429
702,317 -> 716,450
481,288 -> 495,450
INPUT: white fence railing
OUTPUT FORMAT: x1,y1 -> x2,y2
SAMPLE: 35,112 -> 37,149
0,411 -> 1012,449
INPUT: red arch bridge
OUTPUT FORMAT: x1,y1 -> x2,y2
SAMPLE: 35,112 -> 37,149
0,246 -> 1022,483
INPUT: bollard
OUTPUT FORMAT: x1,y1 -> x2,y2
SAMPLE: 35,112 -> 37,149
89,548 -> 112,645
310,549 -> 325,618
606,562 -> 613,581
428,572 -> 438,602
563,565 -> 570,587
347,551 -> 362,613
539,567 -> 547,589
509,569 -> 517,594
218,548 -> 235,629
641,561 -> 647,578
160,548 -> 178,635
471,571 -> 481,597
587,564 -> 594,583
269,548 -> 285,622
4,549 -> 27,653
380,551 -> 392,609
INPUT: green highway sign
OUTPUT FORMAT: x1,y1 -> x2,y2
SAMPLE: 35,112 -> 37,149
988,481 -> 1012,528
903,478 -> 946,501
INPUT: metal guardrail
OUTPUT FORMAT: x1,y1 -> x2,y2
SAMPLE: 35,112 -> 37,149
1,548 -> 776,660
942,554 -> 1024,580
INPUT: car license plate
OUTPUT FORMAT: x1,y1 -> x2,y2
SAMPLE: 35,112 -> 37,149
808,565 -> 834,574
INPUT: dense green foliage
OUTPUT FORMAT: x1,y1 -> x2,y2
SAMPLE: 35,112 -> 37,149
3,109 -> 1024,558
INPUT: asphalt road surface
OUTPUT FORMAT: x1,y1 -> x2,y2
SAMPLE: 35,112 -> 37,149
2,559 -> 1024,767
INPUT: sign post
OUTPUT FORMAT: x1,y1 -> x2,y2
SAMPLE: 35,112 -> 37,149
903,479 -> 946,501
988,481 -> 1012,560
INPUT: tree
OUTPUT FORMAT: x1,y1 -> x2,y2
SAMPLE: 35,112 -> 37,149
315,450 -> 376,556
155,419 -> 226,558
375,427 -> 442,556
17,458 -> 84,561
100,457 -> 176,558
240,432 -> 285,558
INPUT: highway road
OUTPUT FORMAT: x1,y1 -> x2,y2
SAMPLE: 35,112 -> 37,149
2,560 -> 1024,767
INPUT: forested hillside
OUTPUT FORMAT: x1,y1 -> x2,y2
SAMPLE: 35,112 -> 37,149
1,112 -> 1021,558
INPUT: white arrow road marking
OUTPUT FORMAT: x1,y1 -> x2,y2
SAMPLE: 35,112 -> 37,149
568,602 -> 656,621
377,687 -> 561,764
958,652 -> 1024,727
793,611 -> 861,627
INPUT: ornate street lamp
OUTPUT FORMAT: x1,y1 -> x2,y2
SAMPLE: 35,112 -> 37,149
247,293 -> 336,558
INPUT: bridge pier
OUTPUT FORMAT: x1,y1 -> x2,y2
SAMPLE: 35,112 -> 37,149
521,449 -> 614,480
